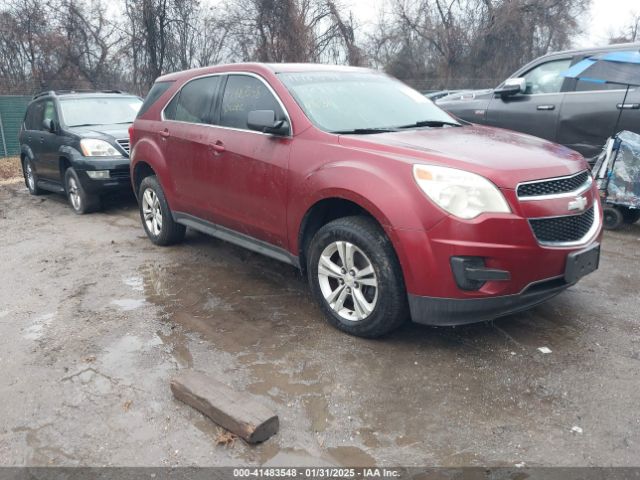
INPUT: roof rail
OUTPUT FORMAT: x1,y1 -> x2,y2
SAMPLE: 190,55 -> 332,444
33,90 -> 55,99
32,89 -> 128,99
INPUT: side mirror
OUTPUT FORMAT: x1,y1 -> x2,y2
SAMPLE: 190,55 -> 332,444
247,110 -> 289,136
494,78 -> 526,97
42,119 -> 56,133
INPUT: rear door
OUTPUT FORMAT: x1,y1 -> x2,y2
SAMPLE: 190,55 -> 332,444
22,101 -> 47,177
486,58 -> 572,142
557,62 -> 630,160
203,73 -> 292,248
161,75 -> 223,219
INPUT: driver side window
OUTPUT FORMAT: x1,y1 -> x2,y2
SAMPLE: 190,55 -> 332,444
523,59 -> 572,95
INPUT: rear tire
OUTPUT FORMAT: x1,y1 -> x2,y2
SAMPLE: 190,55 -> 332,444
23,158 -> 44,195
138,175 -> 186,246
603,206 -> 623,230
307,216 -> 408,338
64,167 -> 101,214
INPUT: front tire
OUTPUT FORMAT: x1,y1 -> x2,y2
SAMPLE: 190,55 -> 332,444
138,175 -> 186,246
64,168 -> 101,214
603,206 -> 623,230
307,216 -> 408,338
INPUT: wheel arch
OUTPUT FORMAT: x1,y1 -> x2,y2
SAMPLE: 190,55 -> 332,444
296,193 -> 402,277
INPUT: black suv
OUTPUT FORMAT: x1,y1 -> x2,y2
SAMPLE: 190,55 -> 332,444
437,42 -> 640,161
19,90 -> 142,213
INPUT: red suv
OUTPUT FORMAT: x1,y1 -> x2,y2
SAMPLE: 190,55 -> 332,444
130,63 -> 602,338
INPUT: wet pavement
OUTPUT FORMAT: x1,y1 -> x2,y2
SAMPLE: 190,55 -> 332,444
0,180 -> 639,466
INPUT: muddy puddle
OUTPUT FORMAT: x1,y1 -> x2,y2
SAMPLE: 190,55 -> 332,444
121,231 -> 615,466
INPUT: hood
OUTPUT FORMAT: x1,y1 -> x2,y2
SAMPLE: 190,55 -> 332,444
338,125 -> 586,189
67,123 -> 130,140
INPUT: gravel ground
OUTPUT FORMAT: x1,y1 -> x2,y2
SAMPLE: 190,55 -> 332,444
0,180 -> 639,467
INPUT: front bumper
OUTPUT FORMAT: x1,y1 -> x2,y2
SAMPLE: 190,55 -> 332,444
389,182 -> 603,325
74,156 -> 131,194
408,277 -> 571,326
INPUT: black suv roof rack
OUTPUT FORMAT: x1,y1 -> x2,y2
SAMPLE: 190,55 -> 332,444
32,89 -> 127,99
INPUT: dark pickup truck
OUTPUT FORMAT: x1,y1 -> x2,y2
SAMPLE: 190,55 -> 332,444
437,43 -> 640,161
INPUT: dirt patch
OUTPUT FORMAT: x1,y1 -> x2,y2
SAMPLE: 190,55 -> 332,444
0,156 -> 22,184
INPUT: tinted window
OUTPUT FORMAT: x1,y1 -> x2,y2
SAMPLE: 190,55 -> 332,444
523,59 -> 572,94
220,75 -> 283,130
24,102 -> 44,130
170,76 -> 221,124
138,81 -> 173,117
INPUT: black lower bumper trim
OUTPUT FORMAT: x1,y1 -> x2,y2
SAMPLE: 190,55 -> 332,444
408,277 -> 572,326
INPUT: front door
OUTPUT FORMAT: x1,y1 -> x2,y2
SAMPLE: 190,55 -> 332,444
486,58 -> 572,142
204,74 -> 292,249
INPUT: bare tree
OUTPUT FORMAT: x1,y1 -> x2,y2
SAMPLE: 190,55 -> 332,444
609,11 -> 639,44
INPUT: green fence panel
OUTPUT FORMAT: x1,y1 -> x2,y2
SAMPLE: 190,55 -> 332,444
0,96 -> 31,157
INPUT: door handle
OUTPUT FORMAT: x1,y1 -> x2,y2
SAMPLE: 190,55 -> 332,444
210,141 -> 225,154
39,136 -> 45,143
158,129 -> 170,138
537,105 -> 555,111
617,103 -> 640,110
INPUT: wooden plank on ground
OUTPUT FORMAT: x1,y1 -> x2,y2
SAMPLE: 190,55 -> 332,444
170,370 -> 279,444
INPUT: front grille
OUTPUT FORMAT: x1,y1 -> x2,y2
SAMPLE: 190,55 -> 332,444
529,206 -> 595,244
517,171 -> 590,198
110,169 -> 130,179
116,138 -> 130,156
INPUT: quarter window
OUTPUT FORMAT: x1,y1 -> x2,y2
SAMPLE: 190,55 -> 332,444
220,75 -> 284,130
523,59 -> 572,94
169,76 -> 221,124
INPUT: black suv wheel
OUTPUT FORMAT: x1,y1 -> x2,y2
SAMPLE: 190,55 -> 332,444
307,216 -> 408,338
23,158 -> 43,195
64,168 -> 101,214
138,175 -> 186,246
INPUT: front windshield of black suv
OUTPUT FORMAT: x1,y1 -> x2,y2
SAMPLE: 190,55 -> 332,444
278,71 -> 460,133
59,96 -> 143,127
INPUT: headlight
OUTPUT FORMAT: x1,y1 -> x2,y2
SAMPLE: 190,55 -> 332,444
80,139 -> 121,157
413,164 -> 510,219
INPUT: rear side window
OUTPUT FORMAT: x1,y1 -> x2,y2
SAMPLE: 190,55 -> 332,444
220,75 -> 284,130
138,81 -> 173,117
166,76 -> 221,124
24,102 -> 44,130
575,80 -> 624,92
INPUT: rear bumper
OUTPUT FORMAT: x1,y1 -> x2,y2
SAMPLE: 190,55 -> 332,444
408,277 -> 572,326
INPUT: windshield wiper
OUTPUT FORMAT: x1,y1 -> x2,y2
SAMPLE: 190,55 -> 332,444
68,123 -> 101,127
396,120 -> 461,129
330,127 -> 399,135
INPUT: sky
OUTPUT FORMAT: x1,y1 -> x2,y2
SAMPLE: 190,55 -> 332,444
347,0 -> 639,48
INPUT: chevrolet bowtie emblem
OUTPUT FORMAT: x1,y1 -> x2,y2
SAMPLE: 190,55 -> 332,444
568,195 -> 588,212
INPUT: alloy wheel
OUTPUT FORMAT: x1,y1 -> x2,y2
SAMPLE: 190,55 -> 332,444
317,240 -> 378,321
25,162 -> 35,191
67,177 -> 81,210
142,188 -> 163,236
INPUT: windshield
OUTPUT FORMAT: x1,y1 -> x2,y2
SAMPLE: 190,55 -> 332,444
60,97 -> 142,127
278,71 -> 460,133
